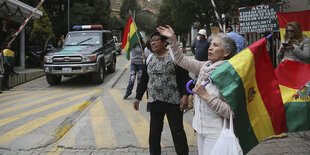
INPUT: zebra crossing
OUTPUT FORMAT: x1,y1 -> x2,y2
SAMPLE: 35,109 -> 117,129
0,87 -> 197,154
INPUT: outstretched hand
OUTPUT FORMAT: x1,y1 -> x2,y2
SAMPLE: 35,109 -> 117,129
156,25 -> 175,39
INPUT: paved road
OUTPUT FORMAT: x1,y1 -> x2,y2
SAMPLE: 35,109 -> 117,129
1,52 -> 309,155
0,53 -> 198,155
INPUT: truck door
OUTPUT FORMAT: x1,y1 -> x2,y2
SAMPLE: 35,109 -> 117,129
102,32 -> 113,64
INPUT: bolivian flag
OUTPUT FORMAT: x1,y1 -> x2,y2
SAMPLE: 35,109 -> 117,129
210,38 -> 287,153
121,15 -> 142,60
276,10 -> 310,42
275,60 -> 310,132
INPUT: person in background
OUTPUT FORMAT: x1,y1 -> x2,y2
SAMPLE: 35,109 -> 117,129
123,39 -> 145,99
157,25 -> 236,155
277,21 -> 310,64
1,43 -> 17,91
133,30 -> 190,155
191,29 -> 209,61
144,40 -> 152,58
226,25 -> 246,53
191,29 -> 209,83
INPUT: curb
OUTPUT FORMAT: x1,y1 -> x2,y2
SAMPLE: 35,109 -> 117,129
6,70 -> 45,89
110,67 -> 127,88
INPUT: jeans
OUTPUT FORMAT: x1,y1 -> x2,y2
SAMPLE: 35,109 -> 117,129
149,101 -> 188,155
125,63 -> 143,95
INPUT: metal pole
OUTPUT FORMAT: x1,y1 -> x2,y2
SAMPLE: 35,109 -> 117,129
8,0 -> 45,45
68,0 -> 70,32
210,0 -> 223,32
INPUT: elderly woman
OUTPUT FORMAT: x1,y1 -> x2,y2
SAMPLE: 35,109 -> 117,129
157,25 -> 236,155
277,21 -> 310,64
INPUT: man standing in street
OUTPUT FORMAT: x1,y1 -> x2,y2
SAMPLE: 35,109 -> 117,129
1,43 -> 17,91
226,26 -> 246,53
123,39 -> 145,99
191,29 -> 209,61
191,29 -> 209,82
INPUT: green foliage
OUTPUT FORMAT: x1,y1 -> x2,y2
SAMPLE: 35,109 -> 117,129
70,3 -> 96,25
110,16 -> 125,30
29,7 -> 55,47
93,0 -> 112,29
157,0 -> 199,35
157,0 -> 173,28
135,13 -> 157,35
120,0 -> 141,20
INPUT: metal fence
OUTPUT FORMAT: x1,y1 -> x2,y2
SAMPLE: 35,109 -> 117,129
244,32 -> 281,68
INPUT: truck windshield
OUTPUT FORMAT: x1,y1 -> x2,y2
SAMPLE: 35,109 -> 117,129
65,32 -> 101,46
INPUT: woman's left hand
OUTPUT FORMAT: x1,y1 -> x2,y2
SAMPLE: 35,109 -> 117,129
193,84 -> 210,100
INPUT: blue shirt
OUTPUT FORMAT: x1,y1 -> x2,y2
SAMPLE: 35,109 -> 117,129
227,31 -> 246,53
191,39 -> 209,61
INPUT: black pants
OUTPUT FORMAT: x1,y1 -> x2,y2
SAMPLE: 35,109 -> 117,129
2,63 -> 13,90
149,101 -> 188,155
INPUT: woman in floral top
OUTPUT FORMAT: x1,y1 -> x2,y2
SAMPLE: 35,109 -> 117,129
133,31 -> 191,155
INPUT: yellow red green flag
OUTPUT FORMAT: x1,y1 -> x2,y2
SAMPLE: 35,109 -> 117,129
121,15 -> 141,60
211,38 -> 287,153
275,60 -> 310,132
276,10 -> 310,42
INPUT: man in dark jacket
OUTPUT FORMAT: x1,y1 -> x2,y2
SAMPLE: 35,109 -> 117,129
191,29 -> 209,61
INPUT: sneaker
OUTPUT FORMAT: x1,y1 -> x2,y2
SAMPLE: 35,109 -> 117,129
123,93 -> 131,99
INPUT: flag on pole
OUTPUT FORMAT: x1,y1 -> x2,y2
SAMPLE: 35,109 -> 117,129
276,10 -> 310,42
210,38 -> 287,153
121,15 -> 141,60
275,60 -> 310,132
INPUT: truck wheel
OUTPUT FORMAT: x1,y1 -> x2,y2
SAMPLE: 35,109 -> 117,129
92,63 -> 104,84
107,56 -> 116,73
46,74 -> 62,85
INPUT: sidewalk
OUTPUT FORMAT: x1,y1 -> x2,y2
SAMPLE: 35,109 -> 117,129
1,68 -> 45,89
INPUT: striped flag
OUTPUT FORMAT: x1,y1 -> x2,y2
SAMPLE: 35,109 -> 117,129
121,15 -> 142,60
275,60 -> 310,132
276,10 -> 310,42
210,38 -> 287,153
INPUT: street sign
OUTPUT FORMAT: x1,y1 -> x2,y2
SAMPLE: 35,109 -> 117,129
239,3 -> 283,34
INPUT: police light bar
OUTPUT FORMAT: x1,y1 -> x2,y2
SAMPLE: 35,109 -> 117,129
72,25 -> 102,30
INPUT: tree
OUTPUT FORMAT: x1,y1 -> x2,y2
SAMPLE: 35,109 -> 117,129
156,0 -> 173,28
29,7 -> 55,47
135,13 -> 157,35
93,0 -> 112,29
157,0 -> 198,35
70,3 -> 95,26
120,0 -> 141,20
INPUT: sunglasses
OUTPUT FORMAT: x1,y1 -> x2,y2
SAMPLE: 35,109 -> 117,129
286,30 -> 295,33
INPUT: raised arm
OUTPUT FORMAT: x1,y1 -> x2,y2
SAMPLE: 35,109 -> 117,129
157,25 -> 205,75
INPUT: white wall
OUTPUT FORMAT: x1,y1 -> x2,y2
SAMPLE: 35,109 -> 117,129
283,0 -> 310,12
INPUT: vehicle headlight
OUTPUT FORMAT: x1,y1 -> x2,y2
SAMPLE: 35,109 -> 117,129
82,54 -> 97,62
44,56 -> 53,63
